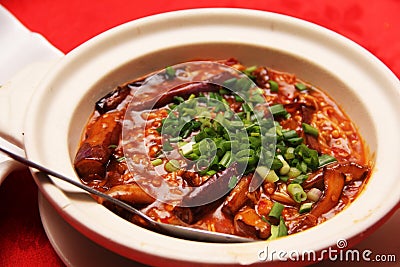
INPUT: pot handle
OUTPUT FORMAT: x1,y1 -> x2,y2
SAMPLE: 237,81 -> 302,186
0,61 -> 60,184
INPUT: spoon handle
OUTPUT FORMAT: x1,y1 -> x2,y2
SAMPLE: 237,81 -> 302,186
0,144 -> 254,243
0,145 -> 156,226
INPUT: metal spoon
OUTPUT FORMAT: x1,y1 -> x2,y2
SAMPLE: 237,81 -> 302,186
0,143 -> 254,243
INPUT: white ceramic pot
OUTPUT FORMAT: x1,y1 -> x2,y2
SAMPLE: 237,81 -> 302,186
1,8 -> 399,266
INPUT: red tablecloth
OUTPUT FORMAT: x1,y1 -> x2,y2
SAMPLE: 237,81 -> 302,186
0,1 -> 399,266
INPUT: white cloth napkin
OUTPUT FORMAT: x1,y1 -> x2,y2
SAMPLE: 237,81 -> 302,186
0,5 -> 63,84
0,5 -> 63,184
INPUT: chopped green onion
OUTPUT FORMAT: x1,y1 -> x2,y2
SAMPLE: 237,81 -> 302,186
295,144 -> 319,170
185,153 -> 199,160
180,142 -> 194,156
242,103 -> 252,113
223,77 -> 237,88
198,139 -> 213,155
256,167 -> 279,183
302,123 -> 319,137
277,155 -> 290,175
269,217 -> 288,240
168,103 -> 177,110
282,130 -> 298,140
287,183 -> 307,203
162,142 -> 174,152
249,94 -> 265,103
178,141 -> 188,147
270,104 -> 288,117
269,202 -> 285,219
295,82 -> 307,91
169,136 -> 182,143
219,151 -> 232,168
208,92 -> 217,100
265,170 -> 280,183
206,170 -> 217,176
165,159 -> 181,172
165,66 -> 176,79
278,217 -> 288,236
296,161 -> 308,173
254,165 -> 268,178
299,202 -> 313,214
291,174 -> 309,184
234,94 -> 244,102
236,77 -> 252,91
219,88 -> 230,95
279,175 -> 289,182
270,158 -> 283,170
243,65 -> 257,77
196,158 -> 210,172
288,167 -> 302,178
268,80 -> 279,92
307,188 -> 323,202
173,95 -> 184,104
108,144 -> 117,149
318,154 -> 337,167
274,124 -> 283,136
229,120 -> 245,128
286,137 -> 304,146
236,149 -> 253,159
116,156 -> 126,162
151,158 -> 163,166
284,147 -> 295,160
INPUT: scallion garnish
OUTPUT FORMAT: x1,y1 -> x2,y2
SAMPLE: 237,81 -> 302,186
302,123 -> 319,137
219,151 -> 232,168
165,66 -> 176,79
179,142 -> 194,156
206,169 -> 217,176
318,154 -> 337,167
269,216 -> 288,240
277,155 -> 290,175
270,158 -> 283,170
279,176 -> 289,182
288,167 -> 301,178
156,84 -> 327,183
151,158 -> 163,166
295,82 -> 307,91
291,174 -> 308,184
243,65 -> 257,79
282,129 -> 298,140
165,159 -> 181,172
286,137 -> 304,146
287,183 -> 307,203
270,104 -> 288,117
269,202 -> 285,219
268,80 -> 279,92
299,202 -> 313,214
116,156 -> 126,162
256,167 -> 279,183
307,188 -> 323,202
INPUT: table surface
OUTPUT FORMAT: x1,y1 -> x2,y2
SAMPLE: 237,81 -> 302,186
0,1 -> 399,266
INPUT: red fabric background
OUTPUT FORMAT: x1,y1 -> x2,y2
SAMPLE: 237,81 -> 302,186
0,0 -> 399,266
1,0 -> 399,77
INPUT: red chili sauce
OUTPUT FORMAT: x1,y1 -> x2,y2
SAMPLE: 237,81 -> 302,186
74,59 -> 371,240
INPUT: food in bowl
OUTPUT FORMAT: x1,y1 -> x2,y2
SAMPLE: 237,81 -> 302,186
73,58 -> 371,241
